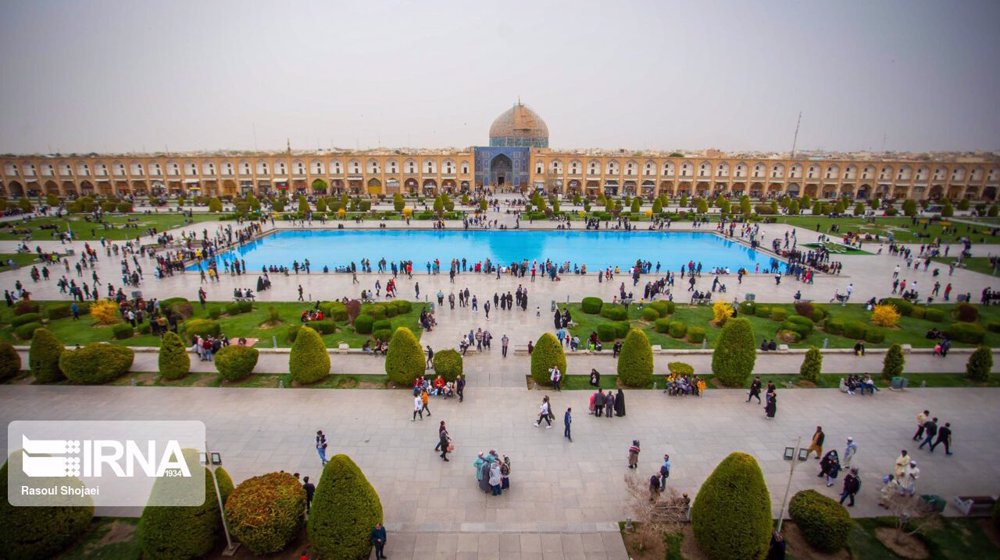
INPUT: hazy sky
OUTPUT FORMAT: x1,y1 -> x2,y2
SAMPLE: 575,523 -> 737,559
2,0 -> 999,155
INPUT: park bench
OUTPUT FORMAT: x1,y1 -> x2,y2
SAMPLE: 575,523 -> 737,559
513,344 -> 531,355
691,296 -> 712,305
952,495 -> 996,517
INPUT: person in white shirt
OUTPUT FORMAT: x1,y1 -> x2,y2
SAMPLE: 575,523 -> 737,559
534,396 -> 552,428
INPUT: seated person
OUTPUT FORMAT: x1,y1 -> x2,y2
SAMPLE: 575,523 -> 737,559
793,290 -> 802,302
443,381 -> 455,398
589,368 -> 601,387
767,340 -> 777,351
432,374 -> 446,395
925,328 -> 942,339
589,331 -> 599,346
760,339 -> 769,351
233,288 -> 242,299
362,340 -> 373,354
571,336 -> 580,351
854,341 -> 865,356
594,341 -> 603,352
861,374 -> 878,395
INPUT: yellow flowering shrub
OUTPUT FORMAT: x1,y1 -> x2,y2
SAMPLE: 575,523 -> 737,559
712,302 -> 734,326
871,304 -> 901,328
90,299 -> 121,325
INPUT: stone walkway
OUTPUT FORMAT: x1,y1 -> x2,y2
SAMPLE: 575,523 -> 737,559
2,384 -> 998,559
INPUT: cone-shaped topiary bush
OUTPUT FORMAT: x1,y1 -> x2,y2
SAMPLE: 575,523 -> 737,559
59,343 -> 134,384
307,454 -> 384,559
158,331 -> 191,381
788,489 -> 852,553
617,328 -> 653,387
432,349 -> 463,381
225,472 -> 305,555
711,318 -> 756,387
0,341 -> 20,382
0,455 -> 94,560
29,327 -> 64,383
385,327 -> 424,386
530,332 -> 567,385
966,345 -> 992,382
799,346 -> 822,383
882,343 -> 905,380
691,452 -> 771,560
290,326 -> 330,384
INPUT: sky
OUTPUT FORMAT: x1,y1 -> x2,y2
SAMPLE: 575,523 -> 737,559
1,0 -> 999,155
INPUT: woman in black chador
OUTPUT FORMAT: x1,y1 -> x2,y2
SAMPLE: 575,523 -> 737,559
614,389 -> 626,417
765,392 -> 777,419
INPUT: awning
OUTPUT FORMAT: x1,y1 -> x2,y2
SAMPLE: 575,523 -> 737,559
183,179 -> 200,184
272,177 -> 288,182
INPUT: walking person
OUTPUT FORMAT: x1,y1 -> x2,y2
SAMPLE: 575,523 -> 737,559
819,450 -> 841,487
426,345 -> 434,369
843,437 -> 858,468
747,376 -> 762,404
913,410 -> 929,441
805,426 -> 825,459
839,467 -> 861,507
413,393 -> 424,421
437,421 -> 451,462
303,476 -> 315,513
918,417 -> 938,450
628,440 -> 640,469
930,422 -> 953,455
456,374 -> 465,403
564,407 -> 572,442
659,454 -> 672,490
648,472 -> 662,502
534,396 -> 553,428
297,284 -> 304,301
370,522 -> 388,560
420,388 -> 432,417
315,430 -> 328,465
501,334 -> 509,358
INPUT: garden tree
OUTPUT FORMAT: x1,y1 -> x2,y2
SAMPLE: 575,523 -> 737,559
833,199 -> 847,214
158,331 -> 191,381
966,345 -> 992,382
788,490 -> 852,553
432,349 -> 463,381
714,194 -> 726,208
989,203 -> 999,217
604,197 -> 614,213
46,193 -> 60,206
225,472 -> 305,555
289,326 -> 330,384
882,343 -> 905,380
385,327 -> 424,385
902,199 -> 918,216
312,178 -> 328,193
393,192 -> 404,212
769,200 -> 778,214
316,198 -> 327,212
433,195 -> 444,214
630,197 -> 641,213
881,491 -> 941,546
442,194 -> 455,212
696,198 -> 709,214
298,195 -> 310,215
207,197 -> 222,212
530,332 -> 567,385
871,197 -> 881,209
553,200 -> 561,214
0,341 -> 20,382
801,194 -> 812,209
853,202 -> 865,216
711,318 -> 756,387
246,192 -> 261,209
0,455 -> 94,560
958,198 -> 970,211
307,454 -> 384,560
624,477 -> 688,554
941,198 -> 954,217
617,328 -> 653,387
138,464 -> 234,560
779,196 -> 790,209
272,197 -> 287,212
740,195 -> 752,215
18,197 -> 33,211
788,198 -> 800,215
479,199 -> 488,212
799,346 -> 823,383
679,194 -> 688,208
691,452 -> 771,560
30,328 -> 65,383
812,200 -> 826,215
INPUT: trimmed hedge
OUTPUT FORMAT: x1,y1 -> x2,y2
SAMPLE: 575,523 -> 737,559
373,319 -> 392,332
181,319 -> 220,340
865,328 -> 886,343
654,318 -> 671,333
59,343 -> 134,384
112,323 -> 134,340
711,318 -> 756,387
321,301 -> 349,321
225,300 -> 253,315
691,452 -> 771,560
530,332 -> 567,385
946,322 -> 986,344
956,303 -> 979,323
432,349 -> 463,381
385,327 -> 424,386
11,312 -> 41,327
883,297 -> 913,316
687,326 -> 706,344
754,305 -> 771,318
618,329 -> 653,387
307,454 -> 384,560
596,323 -> 617,342
354,314 -> 374,334
214,345 -> 259,382
668,361 -> 694,375
641,307 -> 660,321
289,326 -> 330,384
738,301 -> 756,316
769,308 -> 787,321
158,332 -> 190,381
14,301 -> 40,315
668,321 -> 687,338
15,322 -> 42,340
311,320 -> 336,335
46,304 -> 73,320
600,304 -> 628,321
788,490 -> 852,553
842,320 -> 867,340
648,300 -> 673,317
824,317 -> 845,335
581,297 -> 603,314
988,321 -> 1000,334
0,457 -> 94,560
0,341 -> 21,382
29,328 -> 65,383
924,308 -> 946,323
225,472 -> 306,555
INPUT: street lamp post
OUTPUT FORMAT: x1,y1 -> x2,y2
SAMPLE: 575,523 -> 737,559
776,437 -> 805,532
202,448 -> 240,556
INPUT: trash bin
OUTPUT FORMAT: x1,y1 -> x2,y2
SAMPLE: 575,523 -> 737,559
891,376 -> 908,390
744,293 -> 756,302
920,494 -> 946,513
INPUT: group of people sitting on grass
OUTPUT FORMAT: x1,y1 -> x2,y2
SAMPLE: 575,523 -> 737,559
841,373 -> 877,395
663,373 -> 706,396
418,308 -> 437,331
232,288 -> 255,300
300,309 -> 325,322
413,374 -> 455,399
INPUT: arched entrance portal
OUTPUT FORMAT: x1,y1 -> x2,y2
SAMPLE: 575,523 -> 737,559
489,154 -> 512,187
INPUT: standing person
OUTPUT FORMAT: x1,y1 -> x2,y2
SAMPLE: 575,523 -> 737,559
370,523 -> 387,560
767,531 -> 786,560
438,421 -> 451,462
894,450 -> 911,478
918,417 -> 938,450
648,472 -> 661,502
902,461 -> 920,496
819,450 -> 841,487
843,437 -> 858,468
659,454 -> 672,490
913,410 -> 929,441
563,407 -> 572,442
550,366 -> 562,391
628,440 -> 641,469
303,476 -> 315,513
614,389 -> 626,416
748,376 -> 762,404
805,426 -> 825,460
426,345 -> 434,368
594,389 -> 606,417
605,391 -> 615,420
930,422 -> 953,455
315,430 -> 328,465
839,468 -> 861,507
489,460 -> 503,496
501,334 -> 509,358
534,396 -> 553,428
765,392 -> 777,419
298,284 -> 304,301
413,393 -> 423,421
456,374 -> 465,403
420,388 -> 432,417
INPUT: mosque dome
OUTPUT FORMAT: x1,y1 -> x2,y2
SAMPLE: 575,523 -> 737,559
489,102 -> 549,148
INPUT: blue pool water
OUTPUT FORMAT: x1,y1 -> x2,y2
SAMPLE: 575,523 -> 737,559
189,230 -> 779,273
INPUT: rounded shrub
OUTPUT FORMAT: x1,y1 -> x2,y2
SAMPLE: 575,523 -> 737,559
648,300 -> 672,317
322,301 -> 349,321
687,326 -> 706,344
769,308 -> 787,322
15,322 -> 42,340
432,349 -> 463,381
864,327 -> 886,343
29,328 -> 65,383
354,314 -> 374,334
138,463 -> 233,560
59,343 -> 134,384
924,308 -> 946,323
290,326 -> 330,385
392,300 -> 412,314
0,341 -> 21,382
882,343 -> 905,380
11,312 -> 41,327
668,361 -> 694,375
956,303 -> 979,323
788,489 -> 852,553
181,319 -> 220,341
0,456 -> 94,560
307,454 -> 384,560
794,301 -> 814,319
214,345 -> 259,382
225,472 -> 305,556
754,305 -> 771,318
530,332 -> 567,385
641,307 -> 660,321
158,332 -> 190,381
799,346 -> 822,383
945,322 -> 986,344
581,297 -> 603,314
711,318 -> 756,387
842,320 -> 867,340
824,317 -> 845,335
596,323 -> 617,342
668,321 -> 687,338
811,306 -> 828,323
600,304 -> 628,321
613,321 -> 630,338
691,452 -> 771,560
368,304 -> 387,320
385,327 -> 424,386
111,323 -> 134,340
654,318 -> 671,333
782,315 -> 814,338
373,319 -> 392,332
373,328 -> 392,342
883,297 -> 914,316
617,329 -> 653,387
311,320 -> 336,335
966,345 -> 993,382
738,301 -> 756,316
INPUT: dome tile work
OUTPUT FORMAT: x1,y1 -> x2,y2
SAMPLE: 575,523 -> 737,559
489,102 -> 549,148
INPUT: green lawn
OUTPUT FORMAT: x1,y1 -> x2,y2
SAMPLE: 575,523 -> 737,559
853,517 -> 1000,560
771,215 -> 1000,244
108,371 -> 395,389
0,300 -> 425,349
930,256 -> 997,276
0,212 -> 219,241
0,252 -> 46,271
563,301 -> 1000,351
